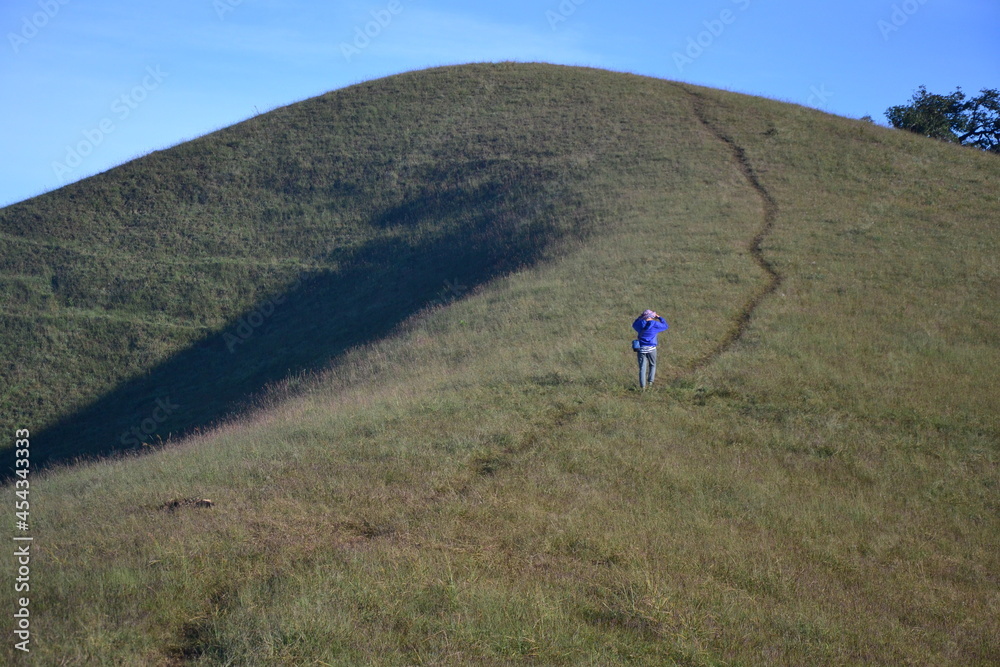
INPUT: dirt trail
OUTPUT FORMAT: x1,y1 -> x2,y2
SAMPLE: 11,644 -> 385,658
683,87 -> 783,371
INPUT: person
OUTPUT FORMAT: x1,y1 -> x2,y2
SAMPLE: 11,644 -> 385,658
632,309 -> 669,388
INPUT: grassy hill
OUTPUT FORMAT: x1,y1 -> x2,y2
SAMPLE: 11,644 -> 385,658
2,63 -> 998,664
0,62 -> 617,465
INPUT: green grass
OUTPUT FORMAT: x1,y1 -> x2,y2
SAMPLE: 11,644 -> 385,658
2,63 -> 998,664
1,62 -> 632,464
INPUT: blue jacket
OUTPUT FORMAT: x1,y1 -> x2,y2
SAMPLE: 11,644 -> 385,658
632,316 -> 669,347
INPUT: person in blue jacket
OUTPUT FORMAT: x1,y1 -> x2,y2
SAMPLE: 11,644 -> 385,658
632,309 -> 669,388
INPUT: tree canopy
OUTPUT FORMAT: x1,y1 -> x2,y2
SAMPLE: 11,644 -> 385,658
886,86 -> 999,153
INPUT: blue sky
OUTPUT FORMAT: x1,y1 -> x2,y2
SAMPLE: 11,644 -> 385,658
2,0 -> 998,207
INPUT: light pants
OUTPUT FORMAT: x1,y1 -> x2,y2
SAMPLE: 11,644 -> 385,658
637,348 -> 657,388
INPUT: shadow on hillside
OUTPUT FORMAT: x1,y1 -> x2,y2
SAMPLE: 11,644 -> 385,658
12,195 -> 561,476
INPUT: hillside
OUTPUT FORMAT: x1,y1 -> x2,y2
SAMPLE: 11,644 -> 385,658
3,63 -> 999,664
1,62 -> 623,466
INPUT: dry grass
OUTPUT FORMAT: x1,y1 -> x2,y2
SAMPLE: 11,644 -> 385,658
4,65 -> 998,664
